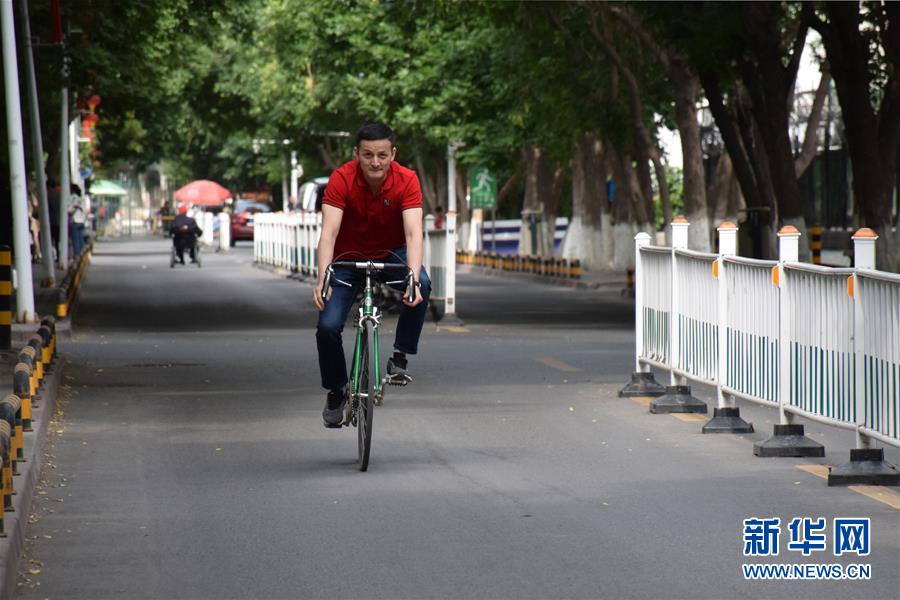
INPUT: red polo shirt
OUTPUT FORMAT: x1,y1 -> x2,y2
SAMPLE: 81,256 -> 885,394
323,159 -> 422,259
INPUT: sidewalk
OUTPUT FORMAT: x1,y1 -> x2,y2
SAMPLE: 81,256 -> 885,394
0,260 -> 69,599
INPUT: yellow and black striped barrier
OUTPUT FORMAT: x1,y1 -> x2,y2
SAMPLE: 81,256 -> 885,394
0,418 -> 11,525
41,316 -> 57,363
0,245 -> 11,350
26,335 -> 44,386
0,395 -> 21,478
810,226 -> 823,265
56,241 -> 93,318
456,250 -> 583,280
13,360 -> 33,433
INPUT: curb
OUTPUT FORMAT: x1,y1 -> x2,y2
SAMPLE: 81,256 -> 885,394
0,356 -> 65,600
459,265 -> 626,291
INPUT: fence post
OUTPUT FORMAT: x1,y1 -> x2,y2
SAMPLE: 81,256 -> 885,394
716,221 -> 737,410
754,225 -> 824,456
776,225 -> 799,425
703,221 -> 753,433
650,217 -> 707,414
828,227 -> 900,485
441,210 -> 463,324
618,232 -> 665,398
218,213 -> 230,252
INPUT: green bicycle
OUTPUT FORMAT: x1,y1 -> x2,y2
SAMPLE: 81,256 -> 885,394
321,260 -> 415,471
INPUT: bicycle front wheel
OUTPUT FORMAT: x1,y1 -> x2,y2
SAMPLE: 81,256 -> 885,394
357,323 -> 374,471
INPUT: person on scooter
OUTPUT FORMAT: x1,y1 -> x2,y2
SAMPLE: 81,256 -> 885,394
170,205 -> 203,264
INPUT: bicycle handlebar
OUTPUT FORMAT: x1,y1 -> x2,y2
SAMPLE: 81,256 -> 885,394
321,261 -> 416,304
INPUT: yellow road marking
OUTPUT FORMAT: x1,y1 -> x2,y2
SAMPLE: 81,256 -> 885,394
670,413 -> 708,422
848,486 -> 900,510
437,326 -> 469,333
796,464 -> 829,479
535,357 -> 582,372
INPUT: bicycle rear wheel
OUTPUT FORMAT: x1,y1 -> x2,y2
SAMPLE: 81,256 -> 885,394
357,324 -> 374,471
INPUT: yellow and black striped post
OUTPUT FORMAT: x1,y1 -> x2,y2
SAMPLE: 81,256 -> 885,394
571,259 -> 582,279
13,361 -> 32,432
38,325 -> 52,373
27,335 -> 43,386
0,245 -> 11,350
41,316 -> 57,363
0,396 -> 20,476
810,226 -> 823,265
0,419 -> 11,520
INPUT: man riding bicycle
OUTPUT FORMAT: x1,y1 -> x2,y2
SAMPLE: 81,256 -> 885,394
313,122 -> 431,427
170,205 -> 202,264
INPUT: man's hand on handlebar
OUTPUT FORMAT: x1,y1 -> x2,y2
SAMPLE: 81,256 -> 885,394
403,278 -> 423,308
312,279 -> 331,311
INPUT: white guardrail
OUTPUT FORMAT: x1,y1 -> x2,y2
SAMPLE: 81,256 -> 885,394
253,212 -> 453,312
635,220 -> 898,450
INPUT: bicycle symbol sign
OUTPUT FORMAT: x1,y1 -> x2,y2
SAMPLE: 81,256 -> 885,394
468,167 -> 497,210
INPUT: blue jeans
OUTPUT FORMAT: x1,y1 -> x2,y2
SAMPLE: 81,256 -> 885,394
71,223 -> 85,256
316,246 -> 431,391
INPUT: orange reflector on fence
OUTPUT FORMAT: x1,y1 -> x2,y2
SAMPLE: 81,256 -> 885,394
847,275 -> 854,298
771,265 -> 779,287
712,259 -> 719,280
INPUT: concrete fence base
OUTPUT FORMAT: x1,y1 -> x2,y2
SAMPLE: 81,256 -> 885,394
753,424 -> 825,457
827,448 -> 900,486
649,385 -> 708,414
702,407 -> 754,434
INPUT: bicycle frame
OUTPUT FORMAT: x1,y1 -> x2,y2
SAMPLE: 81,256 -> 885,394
322,259 -> 413,420
350,268 -> 383,406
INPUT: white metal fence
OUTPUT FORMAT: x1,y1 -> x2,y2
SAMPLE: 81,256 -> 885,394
253,212 -> 454,313
424,215 -> 447,301
254,212 -> 321,276
634,221 -> 899,450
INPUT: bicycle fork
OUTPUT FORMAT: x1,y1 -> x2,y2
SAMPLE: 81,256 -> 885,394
346,294 -> 384,427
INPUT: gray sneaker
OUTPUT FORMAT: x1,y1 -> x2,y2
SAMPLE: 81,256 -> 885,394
322,387 -> 347,428
386,355 -> 412,386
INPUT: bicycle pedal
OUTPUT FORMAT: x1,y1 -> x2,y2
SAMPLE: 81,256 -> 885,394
385,374 -> 412,387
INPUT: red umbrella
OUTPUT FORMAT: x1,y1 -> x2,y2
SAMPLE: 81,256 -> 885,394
174,180 -> 232,206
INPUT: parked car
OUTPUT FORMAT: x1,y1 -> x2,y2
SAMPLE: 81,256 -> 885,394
294,177 -> 329,212
230,199 -> 272,245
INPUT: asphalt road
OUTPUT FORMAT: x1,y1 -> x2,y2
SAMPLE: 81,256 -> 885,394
16,236 -> 900,600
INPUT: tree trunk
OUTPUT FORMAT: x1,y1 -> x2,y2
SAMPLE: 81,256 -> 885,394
795,72 -> 831,177
519,146 -> 542,256
709,153 -> 746,225
736,3 -> 808,259
562,132 -> 612,269
608,142 -> 652,270
415,153 -> 438,216
809,2 -> 900,271
670,63 -> 710,250
589,8 -> 668,234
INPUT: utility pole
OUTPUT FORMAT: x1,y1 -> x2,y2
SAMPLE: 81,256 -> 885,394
59,69 -> 70,267
1,0 -> 36,320
19,0 -> 54,285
